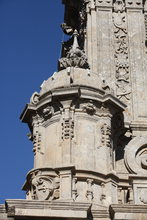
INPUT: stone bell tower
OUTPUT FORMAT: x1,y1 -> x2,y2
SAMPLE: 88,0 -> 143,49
1,1 -> 147,220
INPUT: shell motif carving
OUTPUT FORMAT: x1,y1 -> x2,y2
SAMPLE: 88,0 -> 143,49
31,176 -> 60,201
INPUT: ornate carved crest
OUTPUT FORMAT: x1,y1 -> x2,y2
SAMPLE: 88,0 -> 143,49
31,176 -> 60,201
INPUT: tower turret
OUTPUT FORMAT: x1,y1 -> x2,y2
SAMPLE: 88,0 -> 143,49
2,1 -> 147,220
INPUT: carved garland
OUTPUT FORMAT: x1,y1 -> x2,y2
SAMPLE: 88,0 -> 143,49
113,0 -> 131,103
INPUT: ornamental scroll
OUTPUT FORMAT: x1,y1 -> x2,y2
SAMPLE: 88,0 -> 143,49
113,0 -> 131,103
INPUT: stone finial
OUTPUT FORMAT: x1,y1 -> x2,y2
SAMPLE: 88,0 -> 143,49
58,30 -> 89,70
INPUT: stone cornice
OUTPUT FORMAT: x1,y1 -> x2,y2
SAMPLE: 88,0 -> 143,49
110,204 -> 147,214
6,200 -> 91,219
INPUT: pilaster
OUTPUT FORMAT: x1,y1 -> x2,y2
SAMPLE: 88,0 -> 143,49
126,0 -> 147,122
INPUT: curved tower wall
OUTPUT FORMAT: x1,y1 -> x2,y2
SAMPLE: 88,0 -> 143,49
2,1 -> 147,220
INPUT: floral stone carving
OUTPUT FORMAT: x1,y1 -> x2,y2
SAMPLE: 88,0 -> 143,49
31,176 -> 60,201
113,0 -> 131,103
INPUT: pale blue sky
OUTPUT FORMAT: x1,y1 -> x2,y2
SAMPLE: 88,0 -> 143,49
0,0 -> 64,203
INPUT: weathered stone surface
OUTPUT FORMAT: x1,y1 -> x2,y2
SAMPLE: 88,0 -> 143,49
1,0 -> 147,220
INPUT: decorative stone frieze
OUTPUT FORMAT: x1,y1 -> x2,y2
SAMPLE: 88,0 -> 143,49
113,0 -> 131,103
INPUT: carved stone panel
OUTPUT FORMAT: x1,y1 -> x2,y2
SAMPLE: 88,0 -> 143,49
113,0 -> 131,104
31,176 -> 60,201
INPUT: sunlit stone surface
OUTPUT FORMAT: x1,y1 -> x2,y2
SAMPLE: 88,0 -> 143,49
1,1 -> 147,220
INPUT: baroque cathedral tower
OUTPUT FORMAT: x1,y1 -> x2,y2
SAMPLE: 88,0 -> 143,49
1,0 -> 147,220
